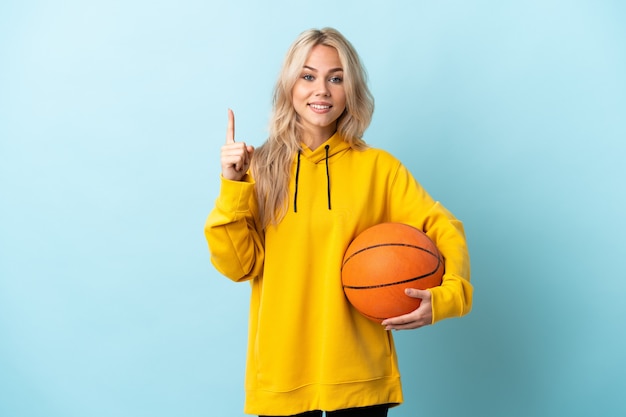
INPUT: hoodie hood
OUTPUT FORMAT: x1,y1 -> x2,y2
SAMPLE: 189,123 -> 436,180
299,132 -> 352,163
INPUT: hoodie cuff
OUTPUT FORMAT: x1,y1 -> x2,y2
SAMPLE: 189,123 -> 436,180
216,174 -> 256,213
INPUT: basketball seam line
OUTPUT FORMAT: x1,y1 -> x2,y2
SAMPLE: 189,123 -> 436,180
342,255 -> 443,290
342,243 -> 439,269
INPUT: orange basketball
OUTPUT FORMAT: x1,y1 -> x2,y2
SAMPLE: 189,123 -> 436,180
341,222 -> 444,323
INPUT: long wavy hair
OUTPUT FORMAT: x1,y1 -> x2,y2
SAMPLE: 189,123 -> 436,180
252,28 -> 375,229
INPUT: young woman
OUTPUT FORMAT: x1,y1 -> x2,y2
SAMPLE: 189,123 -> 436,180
205,27 -> 473,417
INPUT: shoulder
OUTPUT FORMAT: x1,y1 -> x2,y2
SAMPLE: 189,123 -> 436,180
350,145 -> 403,168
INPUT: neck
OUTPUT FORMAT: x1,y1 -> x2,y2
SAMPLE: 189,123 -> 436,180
302,128 -> 336,151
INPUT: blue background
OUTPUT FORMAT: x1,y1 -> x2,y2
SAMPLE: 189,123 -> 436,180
1,1 -> 625,416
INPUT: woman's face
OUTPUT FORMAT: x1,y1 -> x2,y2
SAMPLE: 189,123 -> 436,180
292,44 -> 347,144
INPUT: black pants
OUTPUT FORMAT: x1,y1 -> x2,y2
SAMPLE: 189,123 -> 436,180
260,403 -> 389,417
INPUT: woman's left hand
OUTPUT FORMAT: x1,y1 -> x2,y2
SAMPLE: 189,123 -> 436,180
381,288 -> 433,331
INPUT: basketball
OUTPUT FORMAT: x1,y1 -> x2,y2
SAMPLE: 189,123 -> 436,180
341,222 -> 444,322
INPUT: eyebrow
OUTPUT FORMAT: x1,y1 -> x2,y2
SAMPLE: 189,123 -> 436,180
303,65 -> 344,73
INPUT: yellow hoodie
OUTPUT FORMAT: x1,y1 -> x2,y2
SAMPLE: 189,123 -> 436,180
205,133 -> 472,415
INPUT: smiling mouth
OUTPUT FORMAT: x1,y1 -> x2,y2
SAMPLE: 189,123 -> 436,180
309,104 -> 332,110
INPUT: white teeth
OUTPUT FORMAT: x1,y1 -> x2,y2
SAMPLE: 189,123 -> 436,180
310,104 -> 330,110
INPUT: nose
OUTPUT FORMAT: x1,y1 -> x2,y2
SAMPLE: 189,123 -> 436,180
314,78 -> 330,96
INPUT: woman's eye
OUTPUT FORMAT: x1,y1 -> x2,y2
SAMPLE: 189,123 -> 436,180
303,74 -> 314,81
330,76 -> 343,83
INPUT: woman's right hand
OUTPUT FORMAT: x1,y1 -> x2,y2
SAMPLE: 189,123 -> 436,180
221,109 -> 255,181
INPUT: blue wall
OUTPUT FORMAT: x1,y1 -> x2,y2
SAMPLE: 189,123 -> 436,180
1,1 -> 625,416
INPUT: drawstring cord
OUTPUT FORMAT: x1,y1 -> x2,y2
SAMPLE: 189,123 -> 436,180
294,150 -> 301,213
325,144 -> 331,210
293,145 -> 331,213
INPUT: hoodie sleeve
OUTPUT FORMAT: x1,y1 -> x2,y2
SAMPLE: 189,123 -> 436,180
389,162 -> 473,324
204,175 -> 265,282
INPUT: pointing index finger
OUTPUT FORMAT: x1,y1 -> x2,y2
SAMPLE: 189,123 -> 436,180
226,108 -> 235,144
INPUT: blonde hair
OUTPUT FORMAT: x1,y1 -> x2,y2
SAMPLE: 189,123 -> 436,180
252,27 -> 374,228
